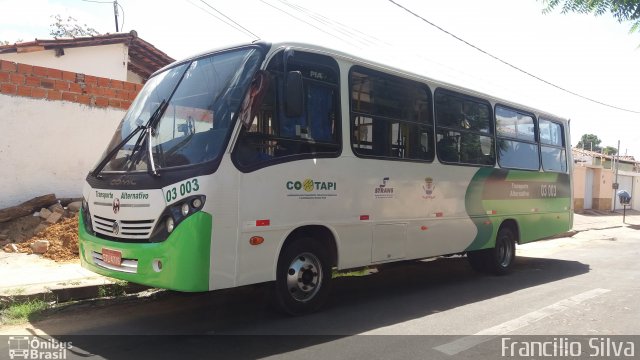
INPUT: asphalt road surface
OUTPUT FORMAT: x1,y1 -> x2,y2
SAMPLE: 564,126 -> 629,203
1,225 -> 639,359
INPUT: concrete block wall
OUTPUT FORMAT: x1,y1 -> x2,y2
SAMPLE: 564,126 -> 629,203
592,168 -> 614,211
573,166 -> 586,212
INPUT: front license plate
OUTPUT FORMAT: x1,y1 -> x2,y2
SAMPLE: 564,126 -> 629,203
102,248 -> 122,266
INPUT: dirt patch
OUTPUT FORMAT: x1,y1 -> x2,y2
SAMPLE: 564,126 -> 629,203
18,214 -> 80,262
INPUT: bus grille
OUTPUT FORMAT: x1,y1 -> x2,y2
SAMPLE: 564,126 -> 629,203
92,215 -> 155,240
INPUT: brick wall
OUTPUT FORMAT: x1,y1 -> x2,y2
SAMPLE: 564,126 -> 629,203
0,60 -> 138,208
0,60 -> 142,110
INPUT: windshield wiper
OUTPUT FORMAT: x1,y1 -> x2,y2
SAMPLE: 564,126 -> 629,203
90,125 -> 144,178
125,99 -> 170,176
91,100 -> 168,178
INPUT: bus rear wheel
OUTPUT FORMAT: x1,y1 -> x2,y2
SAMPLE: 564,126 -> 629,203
467,227 -> 516,275
274,239 -> 332,315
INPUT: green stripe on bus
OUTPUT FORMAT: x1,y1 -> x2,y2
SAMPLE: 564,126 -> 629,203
78,211 -> 212,292
465,168 -> 571,251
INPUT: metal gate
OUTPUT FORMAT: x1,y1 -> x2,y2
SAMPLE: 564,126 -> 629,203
614,175 -> 633,210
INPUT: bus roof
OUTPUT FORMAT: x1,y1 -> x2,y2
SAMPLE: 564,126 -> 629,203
156,40 -> 569,124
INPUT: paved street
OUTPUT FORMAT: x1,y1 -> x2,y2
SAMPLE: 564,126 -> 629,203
1,222 -> 639,359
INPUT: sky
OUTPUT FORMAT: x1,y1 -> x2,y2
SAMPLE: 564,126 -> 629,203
1,0 -> 639,157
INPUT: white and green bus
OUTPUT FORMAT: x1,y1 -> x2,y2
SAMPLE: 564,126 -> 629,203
79,41 -> 572,314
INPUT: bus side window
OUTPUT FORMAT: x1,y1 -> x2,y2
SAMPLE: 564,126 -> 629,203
307,85 -> 335,142
437,134 -> 459,163
495,106 -> 539,171
278,77 -> 307,139
539,119 -> 567,172
350,67 -> 434,162
233,51 -> 340,170
435,90 -> 495,166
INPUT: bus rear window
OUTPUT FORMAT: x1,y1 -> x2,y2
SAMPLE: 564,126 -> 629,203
539,118 -> 567,172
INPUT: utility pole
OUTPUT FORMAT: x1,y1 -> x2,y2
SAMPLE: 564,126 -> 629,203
113,0 -> 119,32
613,140 -> 620,212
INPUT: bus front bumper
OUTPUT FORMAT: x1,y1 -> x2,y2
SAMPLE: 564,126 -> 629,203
78,211 -> 212,292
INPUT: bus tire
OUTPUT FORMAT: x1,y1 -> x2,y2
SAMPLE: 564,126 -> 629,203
274,238 -> 332,315
467,227 -> 516,275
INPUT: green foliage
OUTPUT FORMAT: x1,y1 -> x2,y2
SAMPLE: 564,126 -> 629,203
50,14 -> 100,38
98,280 -> 128,298
542,0 -> 640,34
0,299 -> 48,325
577,133 -> 602,151
603,145 -> 618,155
332,267 -> 376,278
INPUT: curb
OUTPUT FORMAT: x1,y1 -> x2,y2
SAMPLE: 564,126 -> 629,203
0,282 -> 150,306
539,224 -> 626,240
545,230 -> 579,240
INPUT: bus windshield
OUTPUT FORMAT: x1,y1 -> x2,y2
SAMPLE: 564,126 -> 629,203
98,47 -> 263,173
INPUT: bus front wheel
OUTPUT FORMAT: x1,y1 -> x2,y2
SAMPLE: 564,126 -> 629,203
467,227 -> 516,275
274,239 -> 332,315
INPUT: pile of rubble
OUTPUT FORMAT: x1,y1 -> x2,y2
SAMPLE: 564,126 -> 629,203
0,195 -> 82,262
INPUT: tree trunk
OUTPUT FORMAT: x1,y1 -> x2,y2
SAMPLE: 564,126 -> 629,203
0,194 -> 58,223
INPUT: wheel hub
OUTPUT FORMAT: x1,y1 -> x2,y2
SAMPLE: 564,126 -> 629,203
286,252 -> 322,302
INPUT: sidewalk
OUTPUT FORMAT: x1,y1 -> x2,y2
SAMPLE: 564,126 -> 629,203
1,210 -> 639,305
0,252 -> 121,303
572,209 -> 640,232
0,252 -> 148,304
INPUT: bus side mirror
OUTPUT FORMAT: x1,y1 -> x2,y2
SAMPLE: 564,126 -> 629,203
617,190 -> 631,205
285,71 -> 304,117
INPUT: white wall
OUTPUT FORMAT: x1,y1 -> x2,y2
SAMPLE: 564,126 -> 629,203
0,44 -> 128,81
0,94 -> 125,208
127,70 -> 144,84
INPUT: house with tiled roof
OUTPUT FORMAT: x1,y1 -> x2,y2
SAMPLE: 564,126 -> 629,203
573,147 -> 639,172
0,30 -> 174,83
572,148 -> 640,213
0,31 -> 173,208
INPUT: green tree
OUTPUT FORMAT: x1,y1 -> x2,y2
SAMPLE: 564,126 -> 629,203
542,0 -> 640,33
577,133 -> 602,151
50,15 -> 100,38
603,145 -> 618,155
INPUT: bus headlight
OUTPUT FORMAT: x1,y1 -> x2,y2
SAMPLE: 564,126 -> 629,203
166,217 -> 175,233
149,195 -> 206,243
181,203 -> 190,217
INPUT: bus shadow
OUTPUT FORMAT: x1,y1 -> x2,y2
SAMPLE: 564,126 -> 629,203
34,255 -> 589,359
